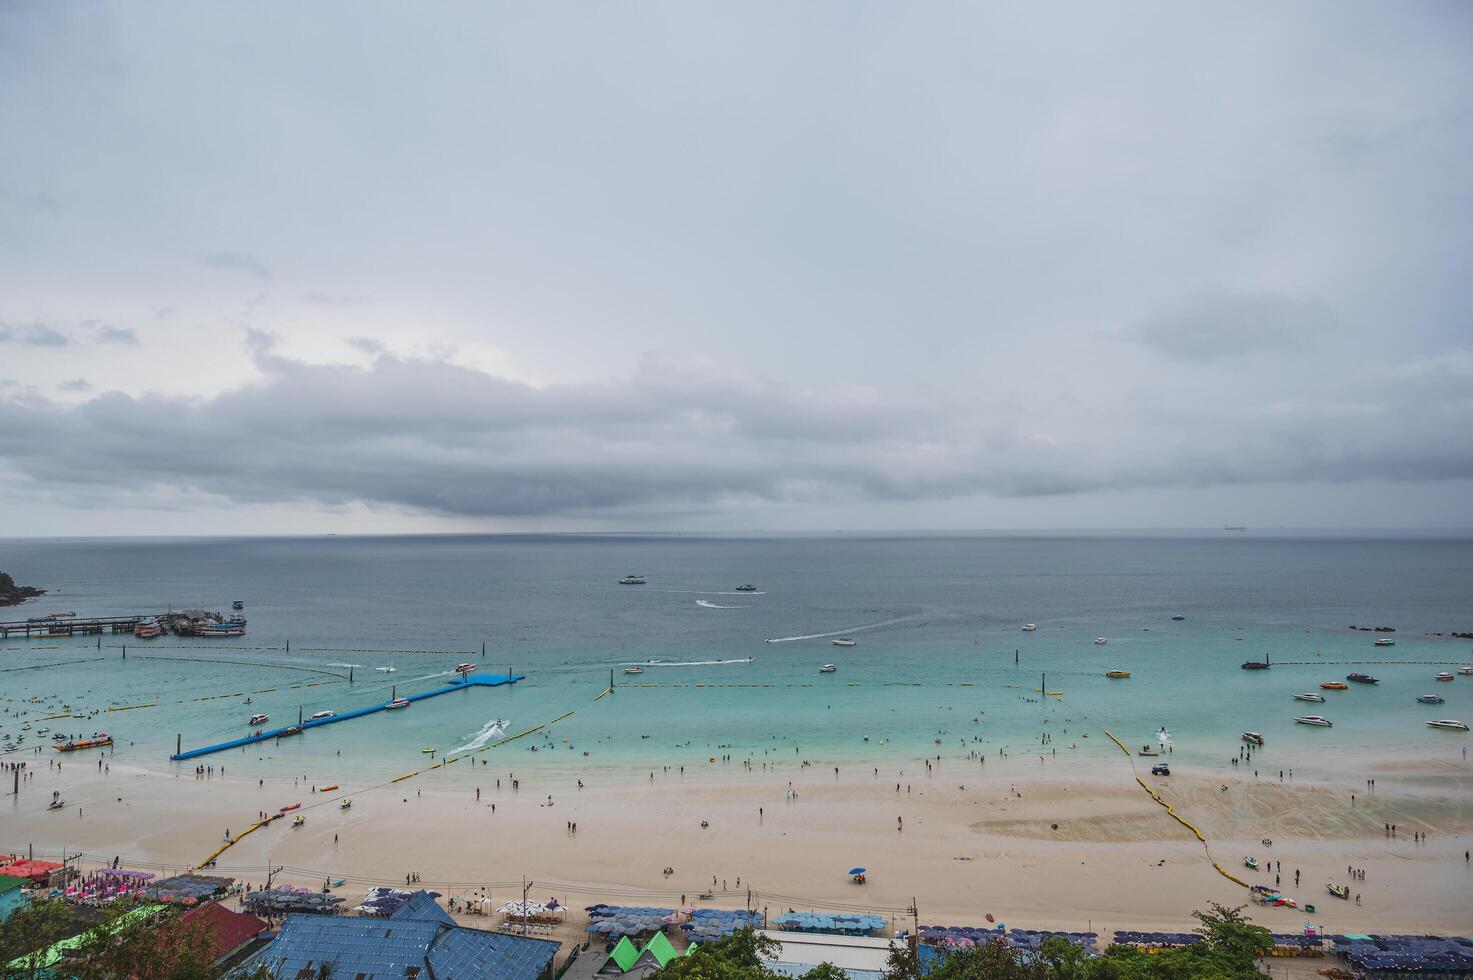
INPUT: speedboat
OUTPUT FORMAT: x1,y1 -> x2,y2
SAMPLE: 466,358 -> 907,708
386,698 -> 410,710
47,798 -> 66,811
832,638 -> 857,647
291,815 -> 305,828
819,664 -> 837,673
1320,681 -> 1348,690
1243,856 -> 1259,870
376,666 -> 396,673
1105,669 -> 1131,679
1426,719 -> 1470,731
421,747 -> 436,754
1021,624 -> 1037,632
1094,637 -> 1108,645
1294,715 -> 1332,727
280,726 -> 303,737
279,803 -> 302,812
232,600 -> 244,610
1459,666 -> 1473,675
1327,883 -> 1349,900
309,711 -> 335,720
1346,673 -> 1378,684
1435,672 -> 1455,682
1242,731 -> 1264,745
1417,695 -> 1445,704
623,666 -> 644,675
1373,637 -> 1395,647
734,584 -> 758,592
1293,693 -> 1325,702
1171,615 -> 1185,621
1241,658 -> 1271,670
618,575 -> 646,585
248,713 -> 269,726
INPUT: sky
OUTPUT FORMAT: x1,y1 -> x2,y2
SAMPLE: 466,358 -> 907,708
1,1 -> 1471,535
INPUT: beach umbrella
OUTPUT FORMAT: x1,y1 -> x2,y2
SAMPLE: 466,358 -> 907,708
848,868 -> 866,875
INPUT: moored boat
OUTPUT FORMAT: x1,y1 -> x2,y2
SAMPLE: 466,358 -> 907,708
1327,883 -> 1349,900
54,734 -> 112,751
1417,695 -> 1445,705
1137,745 -> 1159,756
1320,681 -> 1348,690
1241,655 -> 1271,670
280,726 -> 303,737
1294,715 -> 1332,727
734,584 -> 758,592
309,711 -> 335,720
1243,856 -> 1259,870
1459,666 -> 1473,675
1373,637 -> 1395,647
279,803 -> 302,812
1093,637 -> 1107,645
319,784 -> 339,792
832,638 -> 857,647
1105,669 -> 1131,679
623,666 -> 644,675
248,713 -> 269,726
1346,672 -> 1378,684
386,698 -> 410,710
454,663 -> 477,674
819,664 -> 837,673
1426,719 -> 1470,731
232,600 -> 244,610
618,575 -> 646,585
1241,731 -> 1265,745
1434,672 -> 1454,682
1021,624 -> 1037,632
1293,693 -> 1325,702
376,666 -> 396,672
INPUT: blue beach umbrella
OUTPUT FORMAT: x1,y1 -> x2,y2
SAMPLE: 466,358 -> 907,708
849,868 -> 866,875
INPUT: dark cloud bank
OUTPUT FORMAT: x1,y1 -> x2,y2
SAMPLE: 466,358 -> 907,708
1,339 -> 1468,520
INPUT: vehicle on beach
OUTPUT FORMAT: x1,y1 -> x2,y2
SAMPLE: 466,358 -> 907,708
819,664 -> 837,673
47,798 -> 66,810
1105,669 -> 1131,678
339,798 -> 352,809
1293,693 -> 1325,702
832,638 -> 857,647
623,666 -> 644,675
309,711 -> 335,720
248,713 -> 269,725
1243,856 -> 1259,870
1434,672 -> 1454,682
386,698 -> 410,710
1150,764 -> 1170,776
1426,719 -> 1470,731
1346,672 -> 1378,684
734,584 -> 758,592
1021,624 -> 1037,632
618,575 -> 646,585
1373,637 -> 1395,646
1417,694 -> 1445,704
291,815 -> 305,828
1327,882 -> 1349,900
1094,637 -> 1107,645
1321,681 -> 1348,690
1294,715 -> 1332,727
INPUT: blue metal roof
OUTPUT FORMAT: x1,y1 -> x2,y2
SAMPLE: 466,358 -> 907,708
261,910 -> 558,980
392,891 -> 456,927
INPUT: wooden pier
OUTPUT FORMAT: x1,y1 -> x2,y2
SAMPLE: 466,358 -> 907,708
0,615 -> 141,638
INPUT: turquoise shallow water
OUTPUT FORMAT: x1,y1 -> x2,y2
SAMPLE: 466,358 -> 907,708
2,533 -> 1471,788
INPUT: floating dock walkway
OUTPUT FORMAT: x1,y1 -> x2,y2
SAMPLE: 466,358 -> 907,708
169,672 -> 523,761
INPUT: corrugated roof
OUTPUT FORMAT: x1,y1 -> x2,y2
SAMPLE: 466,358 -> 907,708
0,874 -> 27,894
391,891 -> 455,927
179,902 -> 268,960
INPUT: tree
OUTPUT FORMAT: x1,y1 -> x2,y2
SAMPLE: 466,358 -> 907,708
0,898 -> 79,979
654,929 -> 784,980
69,903 -> 223,980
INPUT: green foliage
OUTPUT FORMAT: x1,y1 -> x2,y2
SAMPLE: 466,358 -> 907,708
0,898 -> 80,979
0,571 -> 15,594
69,902 -> 221,980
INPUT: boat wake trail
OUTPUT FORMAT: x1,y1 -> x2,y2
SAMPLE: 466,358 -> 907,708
408,670 -> 459,682
764,615 -> 916,644
450,718 -> 508,755
326,662 -> 364,668
620,658 -> 754,667
695,600 -> 743,609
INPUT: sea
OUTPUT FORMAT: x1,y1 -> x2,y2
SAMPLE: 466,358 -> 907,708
2,532 -> 1471,788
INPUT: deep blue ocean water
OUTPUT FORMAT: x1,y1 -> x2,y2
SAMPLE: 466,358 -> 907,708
2,533 -> 1470,786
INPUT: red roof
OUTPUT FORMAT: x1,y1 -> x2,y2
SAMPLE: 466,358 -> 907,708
179,902 -> 269,959
0,859 -> 63,881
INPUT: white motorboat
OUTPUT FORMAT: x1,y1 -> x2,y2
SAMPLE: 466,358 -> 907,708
832,638 -> 857,647
1094,637 -> 1108,645
1021,624 -> 1037,632
1459,667 -> 1473,675
386,698 -> 410,710
1373,637 -> 1395,647
454,663 -> 477,674
1294,715 -> 1332,727
623,666 -> 644,675
819,664 -> 837,673
1435,672 -> 1455,682
376,666 -> 396,673
1293,693 -> 1325,702
309,710 -> 335,720
618,575 -> 646,585
1426,719 -> 1469,731
248,713 -> 269,726
1417,694 -> 1445,704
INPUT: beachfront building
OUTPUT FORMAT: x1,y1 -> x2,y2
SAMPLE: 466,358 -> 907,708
249,889 -> 561,980
0,874 -> 26,921
756,930 -> 896,980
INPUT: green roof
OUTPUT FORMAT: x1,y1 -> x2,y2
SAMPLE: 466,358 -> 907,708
6,903 -> 163,972
600,935 -> 641,973
0,875 -> 27,894
640,931 -> 679,967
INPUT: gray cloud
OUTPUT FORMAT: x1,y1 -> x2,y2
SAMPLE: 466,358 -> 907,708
0,342 -> 1467,520
93,324 -> 139,345
57,377 -> 90,392
202,250 -> 270,280
1132,287 -> 1342,361
0,320 -> 69,346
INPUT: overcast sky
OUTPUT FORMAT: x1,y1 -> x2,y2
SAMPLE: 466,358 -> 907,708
2,2 -> 1471,535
